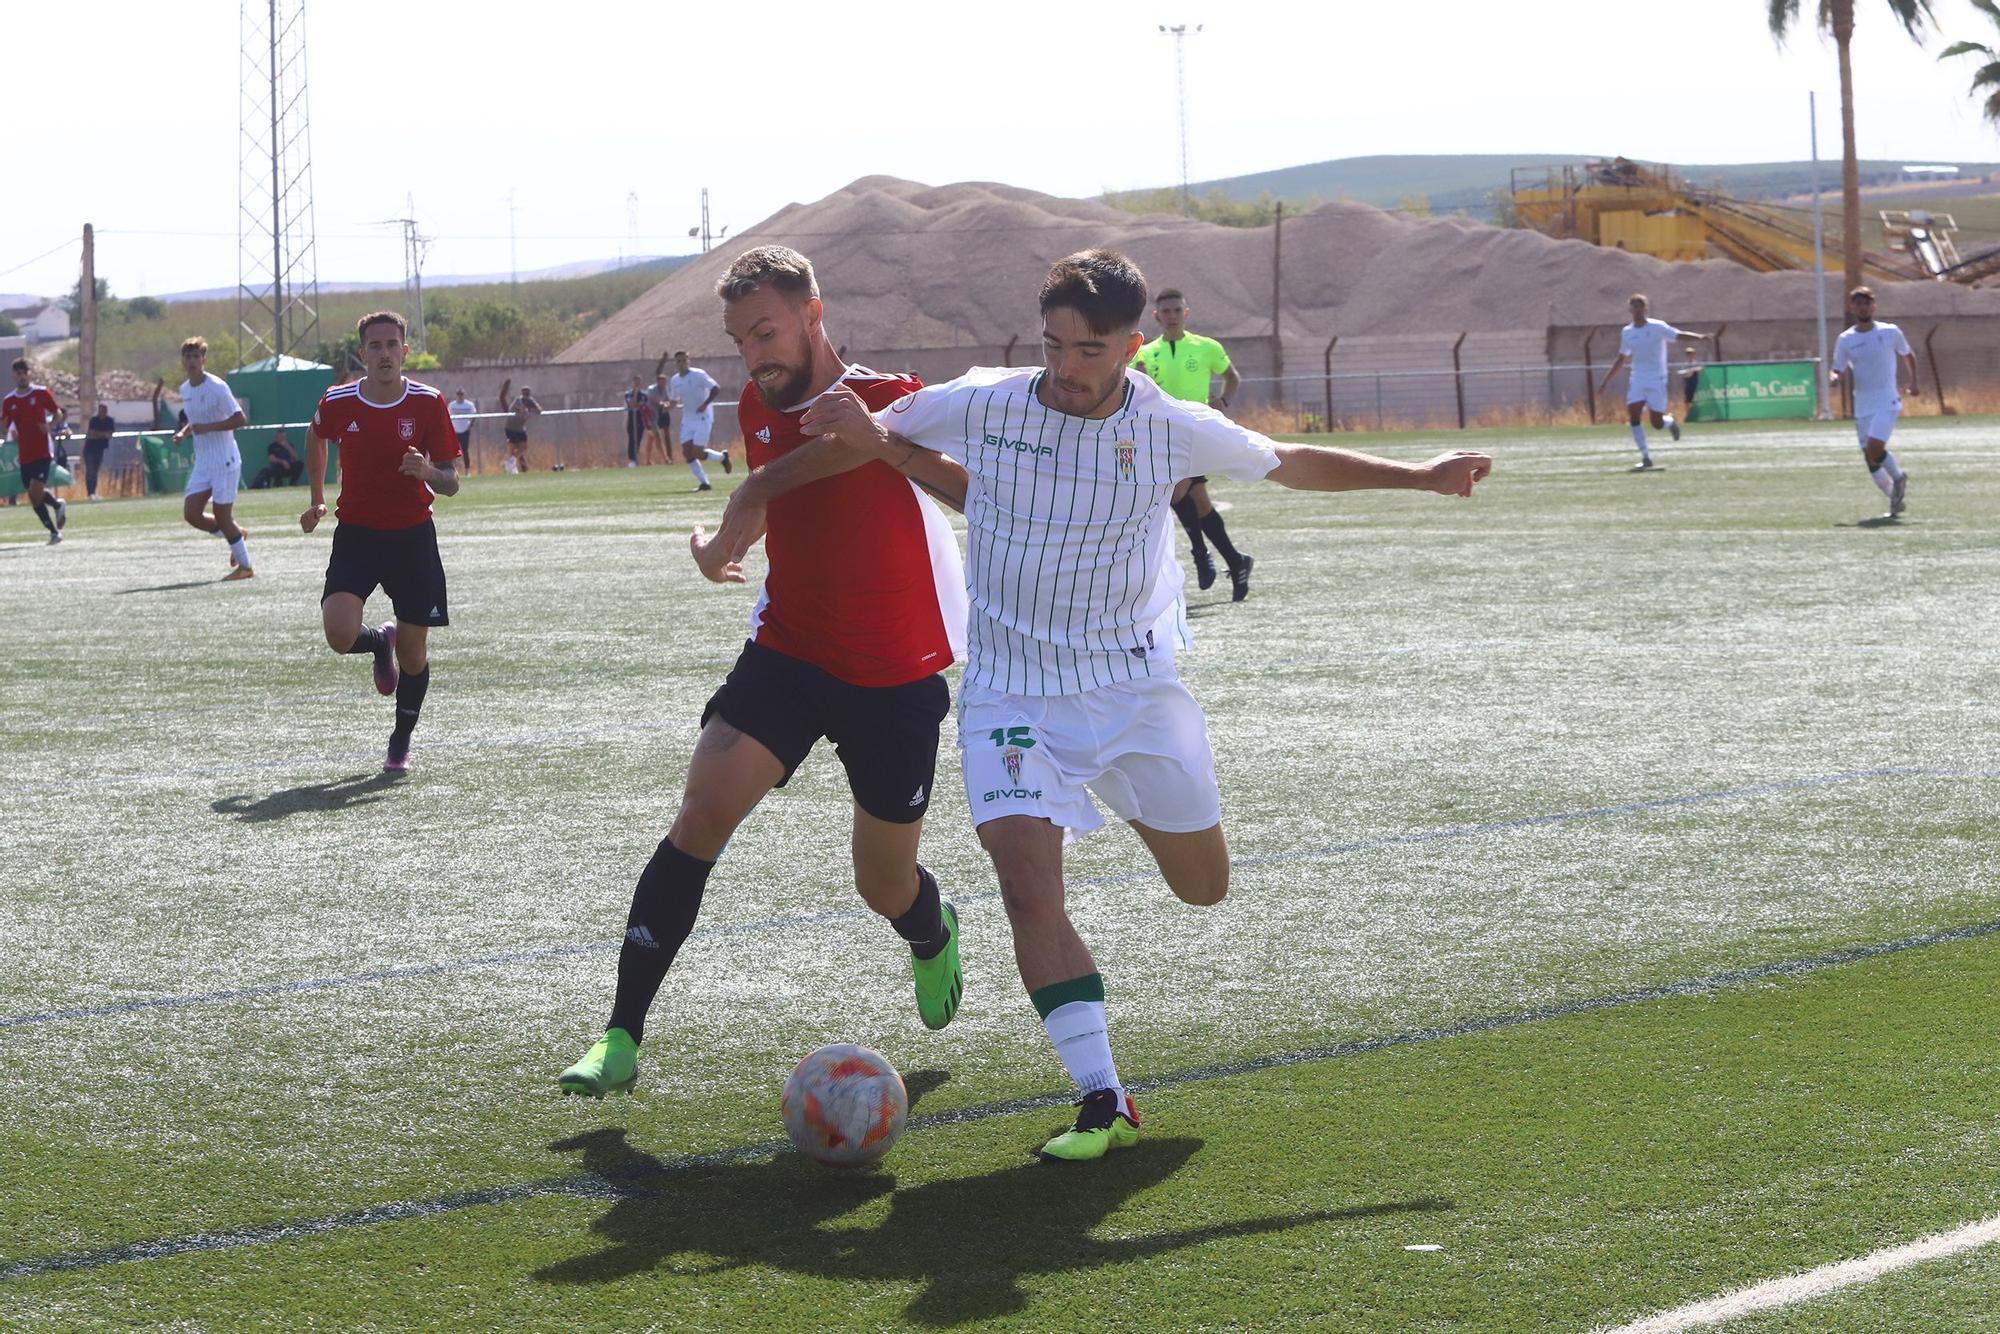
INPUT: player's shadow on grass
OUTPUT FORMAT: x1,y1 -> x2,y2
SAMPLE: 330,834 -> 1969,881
113,578 -> 230,594
211,772 -> 402,823
1847,515 -> 1902,529
533,1124 -> 1451,1326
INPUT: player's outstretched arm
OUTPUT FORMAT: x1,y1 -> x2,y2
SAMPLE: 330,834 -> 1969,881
301,427 -> 329,532
1267,443 -> 1491,498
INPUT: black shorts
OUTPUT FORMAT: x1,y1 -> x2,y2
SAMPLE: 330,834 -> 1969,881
505,428 -> 528,445
19,458 -> 50,485
321,519 -> 449,627
703,639 -> 950,824
654,409 -> 672,429
455,429 -> 471,451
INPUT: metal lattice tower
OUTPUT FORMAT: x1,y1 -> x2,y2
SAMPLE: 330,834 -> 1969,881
1158,24 -> 1202,214
238,0 -> 320,364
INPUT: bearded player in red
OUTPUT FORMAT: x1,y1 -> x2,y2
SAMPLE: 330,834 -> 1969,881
558,246 -> 972,1096
299,312 -> 462,774
5,359 -> 68,544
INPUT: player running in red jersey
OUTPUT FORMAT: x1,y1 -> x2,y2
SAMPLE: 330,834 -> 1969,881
557,245 -> 972,1098
299,312 -> 462,774
4,359 -> 68,544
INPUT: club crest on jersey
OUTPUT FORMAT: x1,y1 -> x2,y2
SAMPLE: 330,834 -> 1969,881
397,418 -> 416,441
1002,746 -> 1023,785
1115,441 -> 1136,480
756,426 -> 771,443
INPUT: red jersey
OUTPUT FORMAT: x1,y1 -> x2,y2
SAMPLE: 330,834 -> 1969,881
2,386 -> 62,464
739,367 -> 965,687
312,378 -> 461,530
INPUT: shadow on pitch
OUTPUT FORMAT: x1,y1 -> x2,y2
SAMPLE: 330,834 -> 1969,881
211,771 -> 402,823
1844,515 -> 1902,530
533,1122 -> 1451,1326
114,578 -> 229,594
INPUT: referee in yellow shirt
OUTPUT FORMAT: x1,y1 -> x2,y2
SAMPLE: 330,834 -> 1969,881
1130,288 -> 1252,600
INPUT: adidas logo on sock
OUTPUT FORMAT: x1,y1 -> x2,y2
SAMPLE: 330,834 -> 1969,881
625,924 -> 659,949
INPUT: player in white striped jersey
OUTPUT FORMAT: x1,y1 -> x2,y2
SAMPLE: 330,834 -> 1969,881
796,250 -> 1491,1161
1595,295 -> 1713,470
1829,287 -> 1916,519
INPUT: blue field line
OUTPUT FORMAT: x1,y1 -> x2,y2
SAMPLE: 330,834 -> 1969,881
6,910 -> 1999,1284
4,764 -> 1990,1033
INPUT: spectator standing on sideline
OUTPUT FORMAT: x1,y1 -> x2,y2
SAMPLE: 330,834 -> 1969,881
623,375 -> 648,468
448,389 -> 476,470
642,370 -> 673,467
84,402 -> 114,499
502,384 -> 540,473
1679,347 -> 1702,422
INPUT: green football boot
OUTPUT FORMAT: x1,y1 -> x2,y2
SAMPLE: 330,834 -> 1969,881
1039,1088 -> 1141,1163
557,1027 -> 639,1098
911,900 -> 963,1031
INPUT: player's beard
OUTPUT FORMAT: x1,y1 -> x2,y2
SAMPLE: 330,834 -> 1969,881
1046,366 -> 1125,418
749,330 -> 816,410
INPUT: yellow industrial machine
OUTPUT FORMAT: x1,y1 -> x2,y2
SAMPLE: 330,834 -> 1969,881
1508,158 -> 1980,284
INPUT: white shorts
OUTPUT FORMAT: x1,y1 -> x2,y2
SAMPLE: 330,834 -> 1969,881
1626,382 -> 1669,414
957,676 -> 1222,840
1855,402 -> 1901,447
185,445 -> 241,504
680,411 -> 713,448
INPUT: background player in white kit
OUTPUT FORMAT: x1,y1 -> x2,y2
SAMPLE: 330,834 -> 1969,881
1596,294 -> 1713,470
1829,286 -> 1916,520
668,350 -> 730,490
798,250 -> 1490,1162
172,336 -> 254,580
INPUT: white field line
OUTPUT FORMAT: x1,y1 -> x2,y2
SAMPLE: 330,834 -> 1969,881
1596,1212 -> 2000,1332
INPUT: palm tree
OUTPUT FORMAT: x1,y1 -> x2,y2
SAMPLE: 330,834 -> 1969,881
1940,0 -> 2000,126
1768,0 -> 1935,293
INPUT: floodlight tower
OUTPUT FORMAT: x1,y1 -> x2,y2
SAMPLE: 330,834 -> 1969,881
1158,23 -> 1202,214
237,0 -> 321,364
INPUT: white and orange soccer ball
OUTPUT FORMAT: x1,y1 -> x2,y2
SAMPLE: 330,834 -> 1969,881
781,1043 -> 908,1167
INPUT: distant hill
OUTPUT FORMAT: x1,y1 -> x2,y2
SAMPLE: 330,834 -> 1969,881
151,254 -> 694,303
1151,154 -> 2000,219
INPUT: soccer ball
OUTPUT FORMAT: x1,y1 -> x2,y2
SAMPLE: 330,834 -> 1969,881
781,1043 -> 908,1167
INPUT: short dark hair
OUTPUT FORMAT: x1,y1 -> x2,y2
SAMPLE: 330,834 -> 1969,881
180,336 -> 208,356
716,245 -> 819,303
9,357 -> 27,373
1629,293 -> 1649,305
1040,249 -> 1148,337
673,349 -> 688,358
1849,285 -> 1876,300
357,310 -> 407,341
1154,288 -> 1185,305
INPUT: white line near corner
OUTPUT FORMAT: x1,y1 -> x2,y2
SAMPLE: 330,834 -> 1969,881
1596,1213 -> 2000,1333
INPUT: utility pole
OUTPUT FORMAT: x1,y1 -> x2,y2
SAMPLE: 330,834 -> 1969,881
1157,23 -> 1202,213
508,188 -> 518,298
237,0 -> 320,365
1809,91 -> 1832,420
625,191 -> 639,268
79,224 -> 96,421
1271,201 -> 1284,400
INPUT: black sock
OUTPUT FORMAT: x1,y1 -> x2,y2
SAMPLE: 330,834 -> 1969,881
607,838 -> 715,1042
1200,511 -> 1243,569
33,499 -> 56,533
391,665 -> 430,740
344,625 -> 387,656
1171,495 -> 1207,553
889,863 -> 947,960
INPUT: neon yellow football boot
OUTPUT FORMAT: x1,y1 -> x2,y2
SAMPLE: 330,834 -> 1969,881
911,901 -> 963,1031
557,1027 -> 638,1098
1040,1088 -> 1140,1163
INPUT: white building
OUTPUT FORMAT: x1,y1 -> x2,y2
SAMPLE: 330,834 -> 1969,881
1,303 -> 71,343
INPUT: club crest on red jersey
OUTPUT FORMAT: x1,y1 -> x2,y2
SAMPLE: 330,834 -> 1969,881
397,418 -> 417,441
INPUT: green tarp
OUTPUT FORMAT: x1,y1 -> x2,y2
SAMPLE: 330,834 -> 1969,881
1687,360 -> 1818,423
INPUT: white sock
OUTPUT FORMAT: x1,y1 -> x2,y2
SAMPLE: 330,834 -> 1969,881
703,448 -> 725,463
1880,450 -> 1904,484
1871,464 -> 1896,498
1630,423 -> 1650,461
1663,414 -> 1676,430
688,460 -> 710,486
229,537 -> 249,567
1043,999 -> 1123,1098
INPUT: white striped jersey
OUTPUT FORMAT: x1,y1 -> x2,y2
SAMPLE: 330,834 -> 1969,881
878,366 -> 1279,696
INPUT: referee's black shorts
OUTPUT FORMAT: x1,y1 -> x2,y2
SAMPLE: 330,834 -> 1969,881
321,519 -> 449,627
703,639 -> 949,824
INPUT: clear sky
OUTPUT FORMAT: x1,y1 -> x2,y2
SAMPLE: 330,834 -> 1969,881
8,0 -> 1999,301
